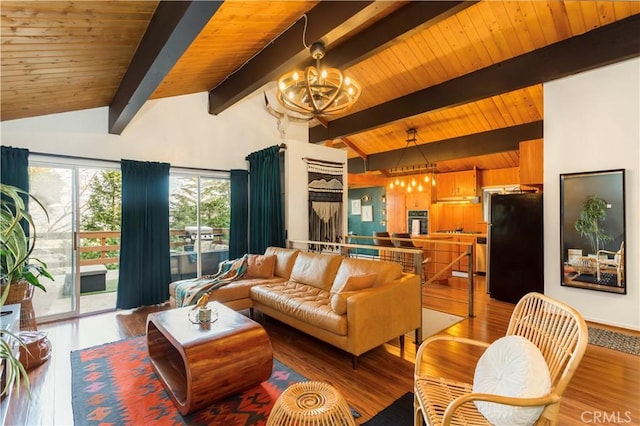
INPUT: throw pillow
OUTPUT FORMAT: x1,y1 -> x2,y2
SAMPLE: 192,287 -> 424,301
247,254 -> 276,278
330,273 -> 377,315
473,335 -> 551,426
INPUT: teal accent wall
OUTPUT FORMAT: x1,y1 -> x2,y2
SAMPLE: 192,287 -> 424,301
347,187 -> 386,256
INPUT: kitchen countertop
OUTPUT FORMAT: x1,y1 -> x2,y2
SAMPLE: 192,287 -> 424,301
428,232 -> 487,238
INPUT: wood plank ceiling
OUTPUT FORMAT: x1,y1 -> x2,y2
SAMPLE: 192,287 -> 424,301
2,1 -> 639,174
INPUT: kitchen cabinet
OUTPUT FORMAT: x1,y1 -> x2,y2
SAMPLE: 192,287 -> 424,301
435,169 -> 478,200
413,236 -> 452,284
454,235 -> 476,272
405,190 -> 429,210
519,139 -> 543,185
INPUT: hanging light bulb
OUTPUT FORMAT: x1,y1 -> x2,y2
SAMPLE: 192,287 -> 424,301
418,183 -> 424,192
407,185 -> 412,192
400,180 -> 405,187
395,178 -> 400,186
432,177 -> 436,186
424,175 -> 430,183
411,177 -> 417,187
389,181 -> 394,189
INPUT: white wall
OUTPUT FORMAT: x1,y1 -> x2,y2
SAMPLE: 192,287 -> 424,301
0,87 -> 347,246
0,89 -> 302,171
544,57 -> 640,330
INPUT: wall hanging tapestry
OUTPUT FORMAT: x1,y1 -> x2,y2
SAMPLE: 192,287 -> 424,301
307,159 -> 344,251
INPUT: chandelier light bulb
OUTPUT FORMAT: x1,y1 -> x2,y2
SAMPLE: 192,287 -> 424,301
418,184 -> 423,192
292,71 -> 299,81
432,178 -> 436,186
400,180 -> 405,187
407,186 -> 412,192
424,175 -> 429,183
395,178 -> 400,185
389,182 -> 394,189
411,178 -> 416,187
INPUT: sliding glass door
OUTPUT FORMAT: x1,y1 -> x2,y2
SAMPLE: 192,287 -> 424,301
29,160 -> 122,321
170,172 -> 230,281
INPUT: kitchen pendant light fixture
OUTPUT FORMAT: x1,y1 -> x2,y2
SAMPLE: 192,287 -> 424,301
276,15 -> 361,117
388,129 -> 436,192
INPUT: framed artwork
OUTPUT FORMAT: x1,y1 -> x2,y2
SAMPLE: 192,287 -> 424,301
351,199 -> 361,215
361,205 -> 373,222
560,169 -> 626,294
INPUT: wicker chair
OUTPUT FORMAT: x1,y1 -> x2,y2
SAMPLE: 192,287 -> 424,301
596,241 -> 624,286
414,292 -> 588,426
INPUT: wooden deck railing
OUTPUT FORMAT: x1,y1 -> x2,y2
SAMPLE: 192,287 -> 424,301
77,229 -> 228,267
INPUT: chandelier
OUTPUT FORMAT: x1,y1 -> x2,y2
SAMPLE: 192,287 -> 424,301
388,129 -> 436,192
276,41 -> 362,117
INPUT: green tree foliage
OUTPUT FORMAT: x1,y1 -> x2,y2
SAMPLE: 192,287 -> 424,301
80,171 -> 122,266
170,178 -> 230,231
574,195 -> 613,254
81,170 -> 122,232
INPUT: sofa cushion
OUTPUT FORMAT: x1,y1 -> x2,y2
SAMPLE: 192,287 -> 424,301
251,282 -> 347,335
331,258 -> 403,292
330,273 -> 377,315
247,254 -> 276,278
290,252 -> 342,291
265,247 -> 299,279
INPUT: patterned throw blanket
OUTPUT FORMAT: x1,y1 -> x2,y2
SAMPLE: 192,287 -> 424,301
174,254 -> 248,307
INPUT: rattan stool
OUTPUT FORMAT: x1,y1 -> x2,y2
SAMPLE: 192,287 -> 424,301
267,381 -> 355,426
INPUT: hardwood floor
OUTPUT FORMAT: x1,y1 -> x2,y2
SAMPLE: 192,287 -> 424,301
5,277 -> 639,425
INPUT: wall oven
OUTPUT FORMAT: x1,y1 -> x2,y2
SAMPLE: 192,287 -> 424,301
407,210 -> 429,235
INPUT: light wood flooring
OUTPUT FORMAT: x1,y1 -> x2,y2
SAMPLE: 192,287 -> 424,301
5,277 -> 640,425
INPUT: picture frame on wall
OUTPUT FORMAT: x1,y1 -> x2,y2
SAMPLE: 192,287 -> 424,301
361,205 -> 373,222
560,169 -> 626,294
351,199 -> 361,215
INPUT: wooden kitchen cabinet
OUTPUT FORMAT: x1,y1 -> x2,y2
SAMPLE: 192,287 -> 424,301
455,235 -> 476,272
435,169 -> 478,200
406,190 -> 429,210
519,139 -> 543,185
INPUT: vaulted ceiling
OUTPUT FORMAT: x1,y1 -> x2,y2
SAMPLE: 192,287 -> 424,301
2,1 -> 638,175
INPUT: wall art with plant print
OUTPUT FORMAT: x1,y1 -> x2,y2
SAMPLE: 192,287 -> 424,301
560,169 -> 626,294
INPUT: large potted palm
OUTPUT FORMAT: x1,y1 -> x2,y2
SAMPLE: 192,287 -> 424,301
1,183 -> 51,399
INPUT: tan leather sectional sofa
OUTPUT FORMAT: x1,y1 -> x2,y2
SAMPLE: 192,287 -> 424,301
168,246 -> 422,366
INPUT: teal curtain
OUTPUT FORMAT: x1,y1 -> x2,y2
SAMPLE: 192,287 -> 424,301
117,160 -> 170,308
247,146 -> 285,254
1,146 -> 30,234
229,169 -> 249,259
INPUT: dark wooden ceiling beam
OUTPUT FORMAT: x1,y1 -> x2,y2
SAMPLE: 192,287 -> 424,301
109,1 -> 222,135
323,1 -> 477,69
311,14 -> 640,143
348,121 -> 543,173
207,1 -> 375,115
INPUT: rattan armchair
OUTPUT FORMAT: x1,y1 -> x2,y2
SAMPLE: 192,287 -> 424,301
596,242 -> 624,286
414,292 -> 588,426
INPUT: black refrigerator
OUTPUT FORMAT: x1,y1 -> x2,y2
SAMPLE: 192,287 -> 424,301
487,193 -> 543,304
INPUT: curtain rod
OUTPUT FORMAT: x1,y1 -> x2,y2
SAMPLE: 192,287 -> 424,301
27,151 -> 231,173
303,157 -> 345,165
245,143 -> 287,160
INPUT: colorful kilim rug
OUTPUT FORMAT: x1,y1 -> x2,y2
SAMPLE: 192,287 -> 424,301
71,336 -> 308,425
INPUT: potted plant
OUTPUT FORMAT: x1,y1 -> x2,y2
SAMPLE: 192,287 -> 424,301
1,183 -> 51,398
574,195 -> 613,255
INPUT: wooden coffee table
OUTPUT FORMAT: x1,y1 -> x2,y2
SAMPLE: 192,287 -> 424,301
146,301 -> 273,415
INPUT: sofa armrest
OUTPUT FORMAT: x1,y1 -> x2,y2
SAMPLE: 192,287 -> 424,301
345,273 -> 421,356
